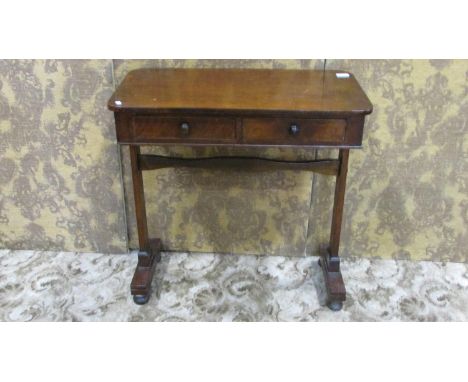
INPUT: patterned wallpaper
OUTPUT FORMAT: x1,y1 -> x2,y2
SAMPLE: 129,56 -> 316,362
0,60 -> 127,253
308,60 -> 468,262
0,60 -> 466,262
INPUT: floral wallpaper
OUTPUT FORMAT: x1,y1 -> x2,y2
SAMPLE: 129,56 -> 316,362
1,59 -> 466,263
308,60 -> 468,262
0,60 -> 127,253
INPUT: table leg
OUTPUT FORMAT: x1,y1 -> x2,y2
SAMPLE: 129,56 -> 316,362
319,149 -> 349,311
129,146 -> 161,305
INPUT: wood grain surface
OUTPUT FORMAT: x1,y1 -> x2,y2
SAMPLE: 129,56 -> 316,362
108,68 -> 373,116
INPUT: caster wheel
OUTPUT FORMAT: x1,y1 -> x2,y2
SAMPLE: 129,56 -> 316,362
133,294 -> 150,305
327,300 -> 343,311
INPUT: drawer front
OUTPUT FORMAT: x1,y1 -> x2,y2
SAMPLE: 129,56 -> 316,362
132,116 -> 237,143
242,118 -> 346,145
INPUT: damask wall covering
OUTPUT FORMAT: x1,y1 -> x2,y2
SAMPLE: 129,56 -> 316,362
0,60 -> 127,253
308,60 -> 468,263
0,60 -> 466,262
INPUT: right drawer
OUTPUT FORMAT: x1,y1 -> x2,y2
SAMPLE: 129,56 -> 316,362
242,118 -> 347,145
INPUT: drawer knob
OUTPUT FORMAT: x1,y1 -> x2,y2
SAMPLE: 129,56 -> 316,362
289,124 -> 300,136
180,122 -> 190,135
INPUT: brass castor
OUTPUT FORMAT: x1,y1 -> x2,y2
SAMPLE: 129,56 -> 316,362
327,300 -> 343,311
133,294 -> 150,305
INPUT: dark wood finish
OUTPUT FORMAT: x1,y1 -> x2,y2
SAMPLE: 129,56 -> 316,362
131,238 -> 161,305
129,146 -> 161,304
138,155 -> 340,176
116,114 -> 363,147
329,149 -> 350,260
132,115 -> 237,143
318,149 -> 350,309
108,68 -> 372,116
243,118 -> 346,145
129,146 -> 149,250
109,68 -> 373,311
318,248 -> 346,311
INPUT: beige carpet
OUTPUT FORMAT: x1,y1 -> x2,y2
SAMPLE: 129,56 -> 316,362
1,249 -> 467,321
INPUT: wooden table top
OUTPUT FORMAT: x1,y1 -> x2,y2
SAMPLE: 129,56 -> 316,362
108,68 -> 372,116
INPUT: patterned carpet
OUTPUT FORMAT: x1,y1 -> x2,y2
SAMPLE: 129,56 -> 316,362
1,249 -> 467,321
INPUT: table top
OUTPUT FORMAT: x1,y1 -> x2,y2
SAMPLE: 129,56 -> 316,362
108,68 -> 373,117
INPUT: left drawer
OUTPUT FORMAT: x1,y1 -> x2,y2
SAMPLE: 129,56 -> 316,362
125,115 -> 237,143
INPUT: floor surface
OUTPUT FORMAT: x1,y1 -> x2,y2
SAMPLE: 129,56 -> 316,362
1,250 -> 467,321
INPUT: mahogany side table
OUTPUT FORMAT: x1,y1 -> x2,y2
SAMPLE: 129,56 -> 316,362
108,68 -> 372,311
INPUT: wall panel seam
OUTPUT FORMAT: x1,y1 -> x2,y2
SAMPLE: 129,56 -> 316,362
111,59 -> 131,253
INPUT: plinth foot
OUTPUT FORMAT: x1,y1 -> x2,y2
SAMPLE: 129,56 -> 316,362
131,238 -> 162,305
318,246 -> 346,311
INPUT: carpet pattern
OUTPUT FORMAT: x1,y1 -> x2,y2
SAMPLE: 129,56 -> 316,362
1,250 -> 467,321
